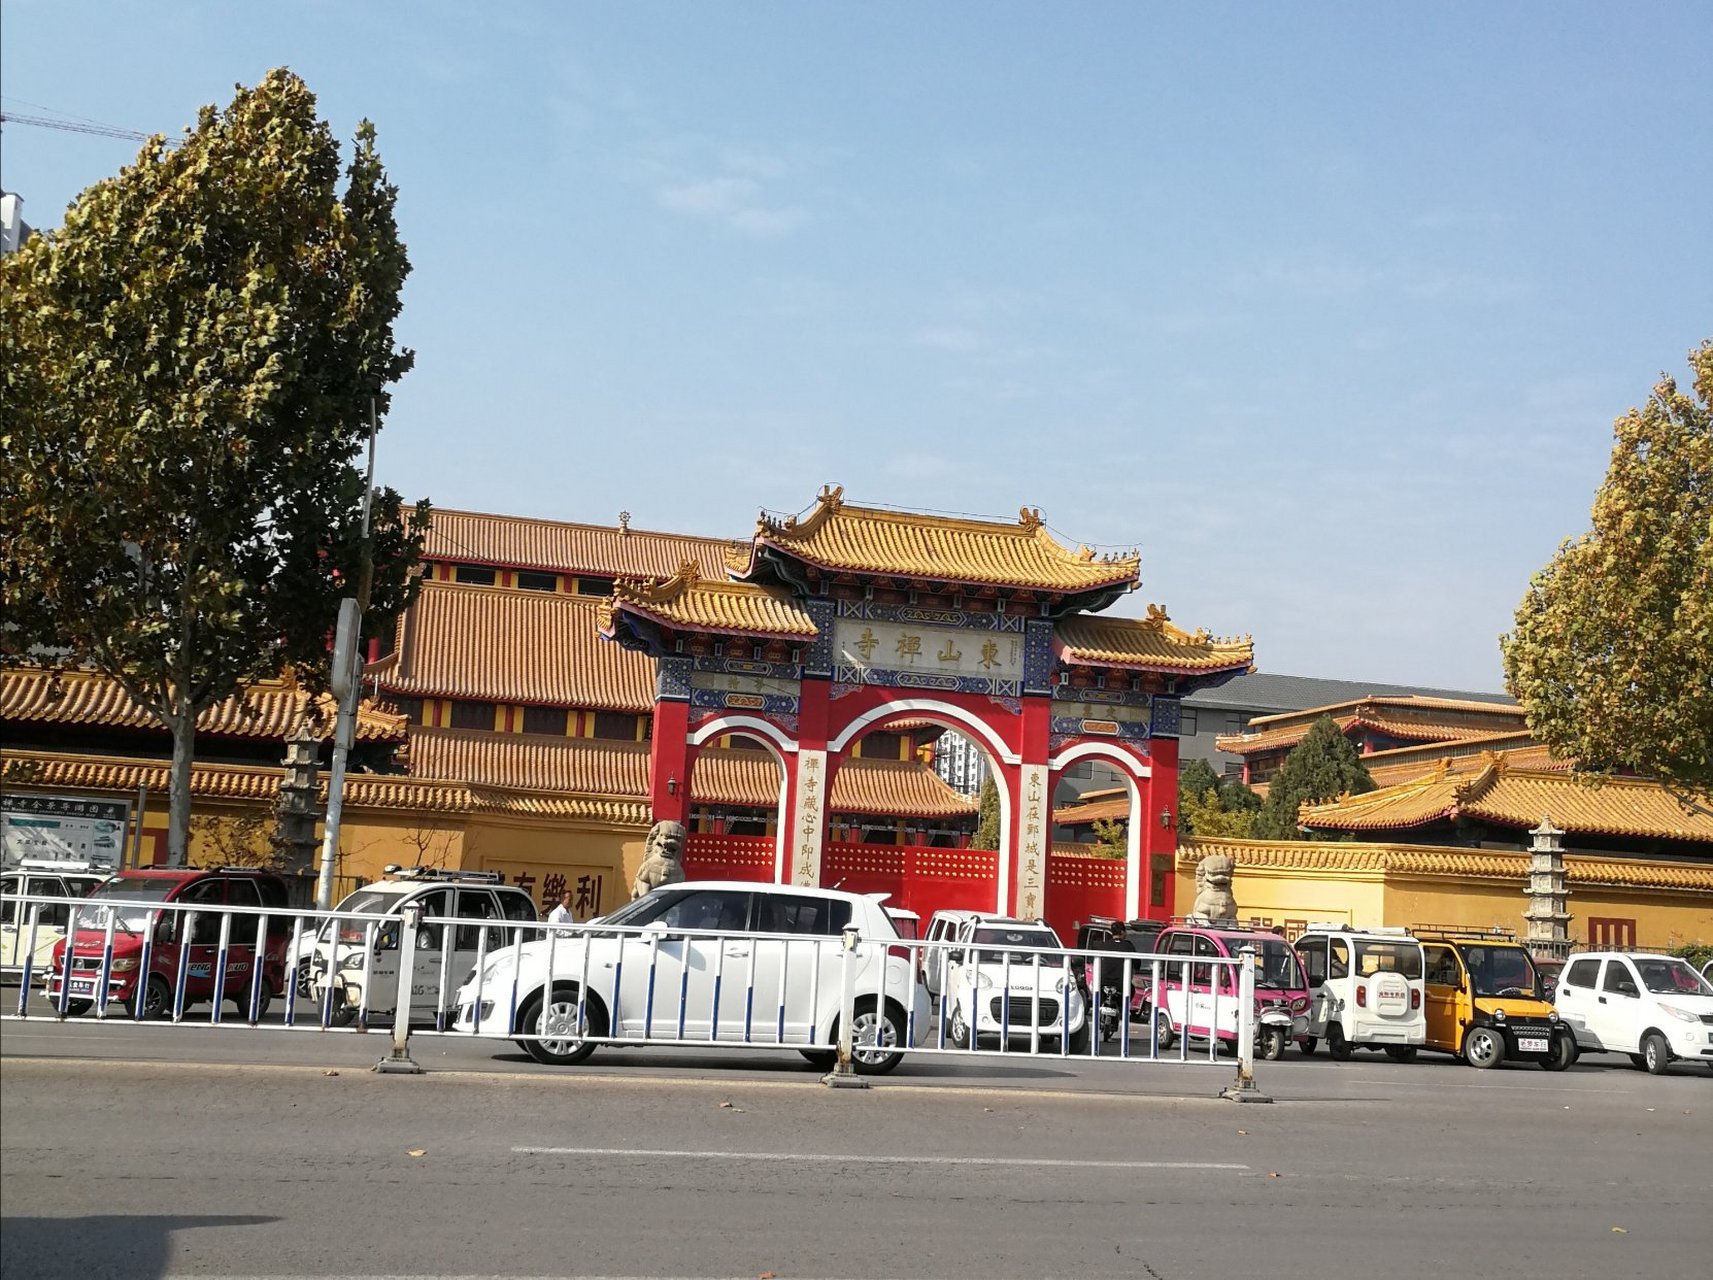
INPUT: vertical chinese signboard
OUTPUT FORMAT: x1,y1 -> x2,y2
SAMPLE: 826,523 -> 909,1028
1015,764 -> 1048,919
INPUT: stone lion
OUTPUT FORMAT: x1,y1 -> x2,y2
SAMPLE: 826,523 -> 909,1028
631,820 -> 687,900
1189,853 -> 1238,922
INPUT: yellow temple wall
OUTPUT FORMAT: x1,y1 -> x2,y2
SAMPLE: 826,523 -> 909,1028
1382,876 -> 1713,951
1173,850 -> 1713,949
1175,863 -> 1388,930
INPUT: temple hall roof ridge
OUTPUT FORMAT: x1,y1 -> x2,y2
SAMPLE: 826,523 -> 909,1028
735,484 -> 1143,593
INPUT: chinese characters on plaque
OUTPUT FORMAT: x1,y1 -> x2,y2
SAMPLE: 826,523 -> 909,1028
792,750 -> 827,887
1016,765 -> 1047,920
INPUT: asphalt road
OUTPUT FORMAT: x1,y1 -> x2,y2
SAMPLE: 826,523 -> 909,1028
3,999 -> 1711,1280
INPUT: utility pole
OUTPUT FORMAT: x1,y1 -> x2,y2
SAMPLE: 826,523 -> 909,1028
314,398 -> 379,911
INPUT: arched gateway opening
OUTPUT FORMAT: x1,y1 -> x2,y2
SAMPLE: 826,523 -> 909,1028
598,486 -> 1251,935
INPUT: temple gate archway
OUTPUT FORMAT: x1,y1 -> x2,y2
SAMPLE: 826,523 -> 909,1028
598,486 -> 1251,929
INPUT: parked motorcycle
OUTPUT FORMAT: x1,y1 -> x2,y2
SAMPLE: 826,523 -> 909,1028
1084,954 -> 1137,1043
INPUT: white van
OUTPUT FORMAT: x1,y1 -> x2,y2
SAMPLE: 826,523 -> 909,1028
309,867 -> 538,1023
921,908 -> 980,998
1,859 -> 112,985
1554,951 -> 1713,1074
1294,925 -> 1426,1061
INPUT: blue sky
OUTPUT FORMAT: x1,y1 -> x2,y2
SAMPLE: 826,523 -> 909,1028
5,3 -> 1709,693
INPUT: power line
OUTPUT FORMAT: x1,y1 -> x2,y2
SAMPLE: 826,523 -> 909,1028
0,111 -> 148,141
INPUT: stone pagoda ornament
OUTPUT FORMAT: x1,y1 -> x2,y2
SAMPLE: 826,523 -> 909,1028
1522,815 -> 1572,962
274,720 -> 322,878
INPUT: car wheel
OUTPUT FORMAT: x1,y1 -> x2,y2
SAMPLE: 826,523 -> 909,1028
127,975 -> 171,1021
1327,1024 -> 1354,1061
61,999 -> 93,1018
293,960 -> 314,1000
1259,1027 -> 1288,1061
1462,1025 -> 1505,1069
517,984 -> 605,1067
1540,1033 -> 1577,1072
326,1003 -> 358,1028
1068,1023 -> 1092,1055
1154,1009 -> 1176,1052
1641,1031 -> 1673,1075
1383,1046 -> 1419,1064
1298,1036 -> 1317,1057
949,1005 -> 972,1049
1627,1053 -> 1648,1070
846,999 -> 905,1075
240,983 -> 273,1022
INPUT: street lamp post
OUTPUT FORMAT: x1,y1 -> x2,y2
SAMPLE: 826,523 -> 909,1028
314,398 -> 379,912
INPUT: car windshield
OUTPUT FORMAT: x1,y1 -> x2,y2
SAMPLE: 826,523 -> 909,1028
969,927 -> 1059,963
1463,944 -> 1538,997
1634,958 -> 1713,996
333,890 -> 400,917
1355,939 -> 1424,980
1254,938 -> 1306,990
595,889 -> 691,929
81,876 -> 176,933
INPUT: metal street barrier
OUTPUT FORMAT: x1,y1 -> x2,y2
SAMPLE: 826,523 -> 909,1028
2,890 -> 1269,1098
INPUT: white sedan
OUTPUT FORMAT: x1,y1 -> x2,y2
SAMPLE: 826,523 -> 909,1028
454,881 -> 928,1074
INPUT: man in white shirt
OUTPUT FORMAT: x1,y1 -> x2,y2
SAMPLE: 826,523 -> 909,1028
546,888 -> 576,930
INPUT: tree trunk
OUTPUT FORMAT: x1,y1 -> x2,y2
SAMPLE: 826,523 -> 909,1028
166,694 -> 196,867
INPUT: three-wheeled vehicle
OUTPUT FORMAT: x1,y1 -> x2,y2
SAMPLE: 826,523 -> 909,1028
1146,921 -> 1312,1060
1294,924 -> 1427,1060
1414,926 -> 1577,1070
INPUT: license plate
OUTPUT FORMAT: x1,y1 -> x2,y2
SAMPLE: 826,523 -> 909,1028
1517,1036 -> 1548,1053
68,980 -> 95,995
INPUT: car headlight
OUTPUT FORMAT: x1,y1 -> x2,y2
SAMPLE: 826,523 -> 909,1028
110,958 -> 139,972
1659,1003 -> 1699,1024
974,971 -> 993,989
1053,975 -> 1068,993
1493,1008 -> 1506,1022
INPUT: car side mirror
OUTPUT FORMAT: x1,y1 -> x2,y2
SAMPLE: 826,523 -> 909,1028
155,917 -> 176,946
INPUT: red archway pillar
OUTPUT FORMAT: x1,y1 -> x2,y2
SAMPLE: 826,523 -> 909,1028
1142,735 -> 1180,919
649,697 -> 692,827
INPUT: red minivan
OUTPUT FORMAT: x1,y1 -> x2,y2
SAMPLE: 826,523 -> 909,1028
47,868 -> 291,1019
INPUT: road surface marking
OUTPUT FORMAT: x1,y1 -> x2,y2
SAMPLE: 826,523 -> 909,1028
513,1146 -> 1247,1169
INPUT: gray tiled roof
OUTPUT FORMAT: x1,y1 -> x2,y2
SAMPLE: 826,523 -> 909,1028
1182,672 -> 1515,715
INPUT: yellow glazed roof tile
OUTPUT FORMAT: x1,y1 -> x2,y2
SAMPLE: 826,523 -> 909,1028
403,732 -> 974,819
1215,697 -> 1527,756
1052,796 -> 1132,825
1054,606 -> 1254,674
425,509 -> 741,580
383,580 -> 654,712
601,562 -> 819,640
690,749 -> 978,817
1,667 -> 406,743
405,727 -> 650,799
1298,755 -> 1713,842
1364,736 -> 1567,789
734,485 -> 1140,593
1178,837 -> 1713,894
0,748 -> 651,824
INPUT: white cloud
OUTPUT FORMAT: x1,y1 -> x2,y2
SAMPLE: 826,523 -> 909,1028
655,154 -> 809,237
